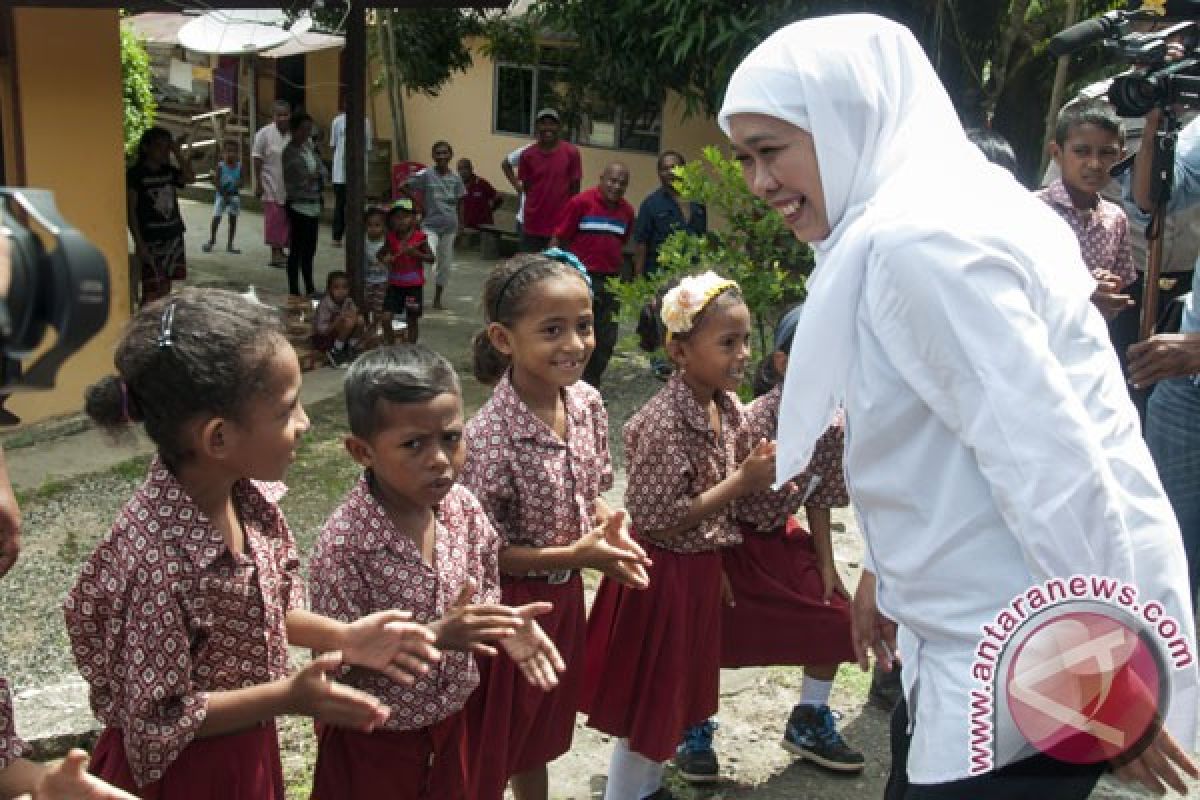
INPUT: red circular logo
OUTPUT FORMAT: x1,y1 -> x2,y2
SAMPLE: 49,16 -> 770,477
1005,610 -> 1163,764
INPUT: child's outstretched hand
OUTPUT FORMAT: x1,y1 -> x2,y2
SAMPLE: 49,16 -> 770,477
286,651 -> 390,732
341,610 -> 441,685
430,579 -> 524,656
572,510 -> 652,589
501,609 -> 566,691
736,439 -> 778,494
33,750 -> 138,800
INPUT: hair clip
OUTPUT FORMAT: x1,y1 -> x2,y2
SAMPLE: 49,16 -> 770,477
541,247 -> 592,288
157,300 -> 177,349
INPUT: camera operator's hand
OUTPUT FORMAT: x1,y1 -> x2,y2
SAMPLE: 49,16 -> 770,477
1127,332 -> 1200,388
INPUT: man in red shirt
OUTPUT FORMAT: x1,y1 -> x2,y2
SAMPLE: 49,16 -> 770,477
551,162 -> 634,386
518,109 -> 582,251
457,158 -> 502,229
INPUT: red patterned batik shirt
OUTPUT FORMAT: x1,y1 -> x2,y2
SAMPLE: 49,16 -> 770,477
309,478 -> 502,730
623,375 -> 749,553
736,386 -> 849,532
461,374 -> 613,566
0,676 -> 30,770
63,460 -> 304,787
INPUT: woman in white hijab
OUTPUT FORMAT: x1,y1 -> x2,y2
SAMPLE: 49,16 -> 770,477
721,13 -> 1198,800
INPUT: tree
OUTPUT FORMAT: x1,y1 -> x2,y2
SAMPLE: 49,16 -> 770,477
120,22 -> 155,159
514,0 -> 1124,183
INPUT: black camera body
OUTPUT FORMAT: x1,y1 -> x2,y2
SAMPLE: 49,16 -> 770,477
0,189 -> 110,423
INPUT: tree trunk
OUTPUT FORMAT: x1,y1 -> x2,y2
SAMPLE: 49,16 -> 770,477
1040,0 -> 1080,177
985,0 -> 1033,122
378,10 -> 408,164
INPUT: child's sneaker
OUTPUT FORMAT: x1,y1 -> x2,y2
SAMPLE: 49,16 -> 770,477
673,718 -> 718,784
782,704 -> 864,773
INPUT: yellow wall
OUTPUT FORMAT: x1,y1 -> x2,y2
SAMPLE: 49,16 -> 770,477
6,9 -> 128,425
366,39 -> 728,204
304,48 -> 341,138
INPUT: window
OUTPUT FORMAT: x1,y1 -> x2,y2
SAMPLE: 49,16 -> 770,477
493,50 -> 662,154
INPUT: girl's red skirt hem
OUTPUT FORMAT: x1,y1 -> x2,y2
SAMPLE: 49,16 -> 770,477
310,713 -> 467,800
580,544 -> 722,762
90,723 -> 284,800
721,518 -> 856,668
466,573 -> 586,799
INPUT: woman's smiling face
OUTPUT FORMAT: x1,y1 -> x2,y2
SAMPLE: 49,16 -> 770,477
728,113 -> 831,243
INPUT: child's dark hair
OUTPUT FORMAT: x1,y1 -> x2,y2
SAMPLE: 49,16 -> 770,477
364,205 -> 386,224
326,270 -> 349,292
472,253 -> 591,385
1054,101 -> 1123,146
754,304 -> 802,397
966,128 -> 1018,175
345,344 -> 460,439
84,288 -> 286,469
432,140 -> 453,156
135,126 -> 173,164
657,150 -> 686,169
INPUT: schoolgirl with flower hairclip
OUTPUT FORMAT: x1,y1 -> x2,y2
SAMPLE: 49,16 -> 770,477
580,271 -> 779,800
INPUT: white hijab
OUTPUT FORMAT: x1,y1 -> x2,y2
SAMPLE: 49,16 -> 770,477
718,14 -> 1092,485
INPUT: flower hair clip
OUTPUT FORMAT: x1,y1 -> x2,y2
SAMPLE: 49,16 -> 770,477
661,271 -> 738,341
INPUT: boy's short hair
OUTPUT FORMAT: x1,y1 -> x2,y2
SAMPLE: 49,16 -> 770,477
364,205 -> 386,223
1055,101 -> 1124,146
345,344 -> 460,439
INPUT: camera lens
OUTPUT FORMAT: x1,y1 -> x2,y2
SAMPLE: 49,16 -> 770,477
1108,73 -> 1162,117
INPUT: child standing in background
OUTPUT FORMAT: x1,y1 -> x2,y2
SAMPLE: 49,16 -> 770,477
385,198 -> 435,344
463,252 -> 650,800
581,272 -> 777,800
309,345 -> 564,799
66,289 -> 439,798
363,206 -> 392,344
676,304 -> 864,786
203,139 -> 242,254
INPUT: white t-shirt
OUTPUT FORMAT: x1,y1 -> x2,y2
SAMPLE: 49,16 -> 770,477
507,144 -> 528,224
252,123 -> 290,204
329,113 -> 373,185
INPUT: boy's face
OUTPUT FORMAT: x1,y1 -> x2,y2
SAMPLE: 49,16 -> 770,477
366,214 -> 386,239
329,278 -> 350,303
347,393 -> 465,513
1053,123 -> 1124,199
223,144 -> 238,164
457,160 -> 474,182
432,144 -> 452,168
390,210 -> 415,233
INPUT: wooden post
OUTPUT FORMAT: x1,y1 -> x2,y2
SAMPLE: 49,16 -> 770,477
248,56 -> 258,195
345,0 -> 367,303
1040,0 -> 1079,177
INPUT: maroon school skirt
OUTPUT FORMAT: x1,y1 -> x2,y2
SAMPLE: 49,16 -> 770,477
466,572 -> 586,799
580,544 -> 723,762
310,713 -> 467,800
721,518 -> 857,668
90,723 -> 284,800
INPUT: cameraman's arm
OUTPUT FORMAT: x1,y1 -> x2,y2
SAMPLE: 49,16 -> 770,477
1131,110 -> 1200,215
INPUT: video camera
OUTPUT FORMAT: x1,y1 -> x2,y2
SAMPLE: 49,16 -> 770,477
0,189 -> 110,423
1049,1 -> 1200,117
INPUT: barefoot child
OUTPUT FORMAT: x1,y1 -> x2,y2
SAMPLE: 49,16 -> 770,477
203,139 -> 242,255
313,270 -> 364,368
675,304 -> 863,785
308,345 -> 565,798
363,206 -> 392,343
463,251 -> 651,800
66,289 -> 440,798
581,272 -> 778,800
385,198 -> 435,344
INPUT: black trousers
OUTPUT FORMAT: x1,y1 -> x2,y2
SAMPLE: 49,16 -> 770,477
884,699 -> 1104,800
285,206 -> 319,296
584,273 -> 619,387
519,232 -> 552,253
1109,270 -> 1194,422
332,183 -> 347,243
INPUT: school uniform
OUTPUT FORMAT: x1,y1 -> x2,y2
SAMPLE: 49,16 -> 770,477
580,375 -> 747,762
0,676 -> 29,771
723,386 -> 856,668
460,375 -> 612,798
308,477 -> 502,800
63,460 -> 300,797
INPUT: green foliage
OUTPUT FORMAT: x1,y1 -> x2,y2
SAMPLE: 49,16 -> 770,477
382,9 -> 484,97
613,146 -> 810,360
120,23 -> 156,159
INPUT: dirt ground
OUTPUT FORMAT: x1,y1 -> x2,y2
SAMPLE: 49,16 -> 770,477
0,198 -> 1183,798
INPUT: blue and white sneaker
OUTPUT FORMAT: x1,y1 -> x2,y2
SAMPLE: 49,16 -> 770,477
782,704 -> 865,772
673,718 -> 718,784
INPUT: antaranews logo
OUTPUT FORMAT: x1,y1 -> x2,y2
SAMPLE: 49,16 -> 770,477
967,575 -> 1193,775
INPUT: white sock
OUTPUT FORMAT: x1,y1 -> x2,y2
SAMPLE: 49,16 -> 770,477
604,738 -> 664,800
800,674 -> 834,708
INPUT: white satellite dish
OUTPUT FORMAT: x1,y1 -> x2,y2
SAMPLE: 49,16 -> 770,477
178,10 -> 313,55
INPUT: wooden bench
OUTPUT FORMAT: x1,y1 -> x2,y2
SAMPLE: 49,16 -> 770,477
476,223 -> 521,260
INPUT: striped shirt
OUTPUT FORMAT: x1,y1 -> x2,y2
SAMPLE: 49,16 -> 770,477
554,187 -> 635,276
